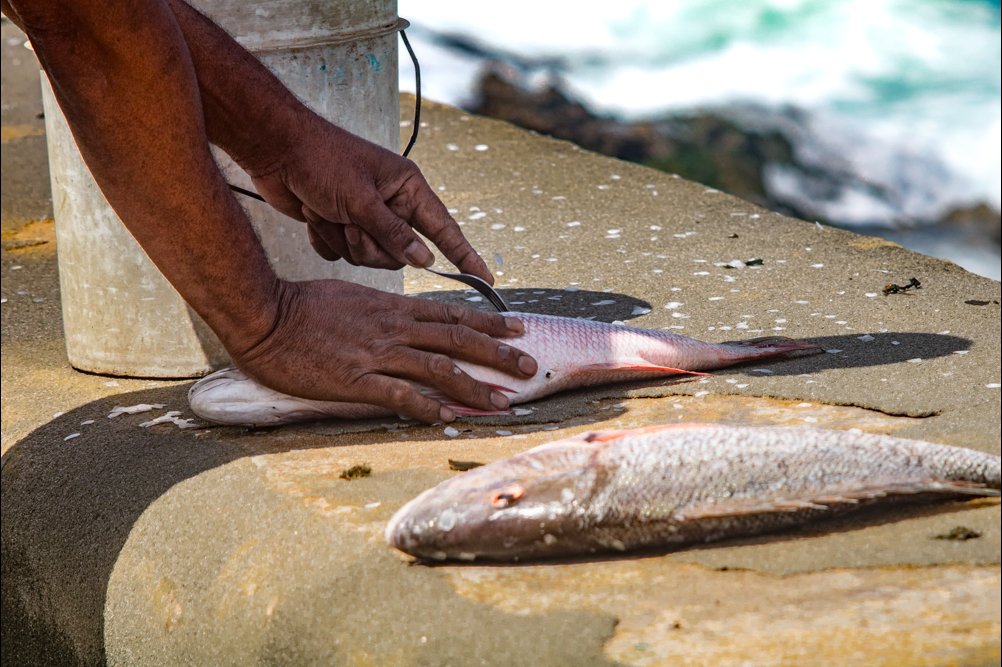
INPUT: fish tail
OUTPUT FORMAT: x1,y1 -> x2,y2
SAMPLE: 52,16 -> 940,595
931,481 -> 1000,497
719,336 -> 823,360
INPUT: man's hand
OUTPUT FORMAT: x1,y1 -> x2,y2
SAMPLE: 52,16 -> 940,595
232,280 -> 537,423
6,0 -> 536,421
164,1 -> 494,282
246,114 -> 494,283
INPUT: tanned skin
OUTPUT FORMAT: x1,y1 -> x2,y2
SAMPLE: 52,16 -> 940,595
2,0 -> 538,423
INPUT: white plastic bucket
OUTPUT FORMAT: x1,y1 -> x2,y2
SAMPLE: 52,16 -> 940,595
40,0 -> 404,377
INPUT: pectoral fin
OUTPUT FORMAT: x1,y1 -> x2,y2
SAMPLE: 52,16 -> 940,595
579,362 -> 711,377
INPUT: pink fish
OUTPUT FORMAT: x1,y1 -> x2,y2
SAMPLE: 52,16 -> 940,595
188,312 -> 822,426
386,424 -> 1001,562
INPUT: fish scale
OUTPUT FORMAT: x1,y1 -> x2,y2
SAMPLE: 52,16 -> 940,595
188,312 -> 821,426
385,424 -> 1001,562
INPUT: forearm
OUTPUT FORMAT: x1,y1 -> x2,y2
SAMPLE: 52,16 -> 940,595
165,0 -> 311,174
7,0 -> 280,354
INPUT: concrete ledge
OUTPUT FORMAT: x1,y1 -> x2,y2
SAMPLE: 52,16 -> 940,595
2,95 -> 1000,665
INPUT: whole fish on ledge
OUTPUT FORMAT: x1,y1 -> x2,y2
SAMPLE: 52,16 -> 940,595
385,424 -> 1001,562
188,312 -> 822,426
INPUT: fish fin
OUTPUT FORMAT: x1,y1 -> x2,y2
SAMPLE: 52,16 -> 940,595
580,362 -> 711,377
917,481 -> 1001,497
584,423 -> 721,443
675,481 -> 1000,521
674,501 -> 830,520
719,336 -> 823,357
817,480 -> 1001,500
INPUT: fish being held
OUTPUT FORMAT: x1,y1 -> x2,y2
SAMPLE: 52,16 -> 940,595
188,312 -> 821,426
385,424 -> 1001,562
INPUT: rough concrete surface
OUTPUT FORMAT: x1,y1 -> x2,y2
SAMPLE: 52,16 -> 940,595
2,19 -> 1000,667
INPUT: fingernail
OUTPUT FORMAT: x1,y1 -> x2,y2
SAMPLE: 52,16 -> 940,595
518,355 -> 537,376
490,391 -> 510,410
345,225 -> 361,244
405,240 -> 433,268
504,317 -> 524,334
439,406 -> 455,422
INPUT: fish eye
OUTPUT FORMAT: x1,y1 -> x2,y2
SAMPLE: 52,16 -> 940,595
490,484 -> 525,508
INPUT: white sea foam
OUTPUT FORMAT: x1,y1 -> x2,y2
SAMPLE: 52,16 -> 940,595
399,0 -> 1000,279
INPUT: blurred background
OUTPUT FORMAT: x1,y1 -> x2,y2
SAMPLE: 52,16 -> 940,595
398,0 -> 1001,280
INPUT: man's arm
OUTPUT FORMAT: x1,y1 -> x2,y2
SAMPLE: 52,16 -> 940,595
2,0 -> 536,422
166,0 -> 493,278
5,0 -> 281,353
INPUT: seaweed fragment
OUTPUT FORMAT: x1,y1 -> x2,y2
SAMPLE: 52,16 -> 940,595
934,526 -> 981,541
339,464 -> 372,480
448,459 -> 484,472
882,277 -> 922,295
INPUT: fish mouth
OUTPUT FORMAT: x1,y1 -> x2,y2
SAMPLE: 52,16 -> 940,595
386,505 -> 491,561
385,495 -> 579,562
385,484 -> 482,559
384,485 -> 436,550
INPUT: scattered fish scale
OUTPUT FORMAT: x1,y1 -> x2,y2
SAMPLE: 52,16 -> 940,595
385,424 -> 1000,562
188,312 -> 821,427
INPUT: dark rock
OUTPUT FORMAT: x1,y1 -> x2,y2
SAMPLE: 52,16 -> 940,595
467,69 -> 793,212
940,202 -> 1001,247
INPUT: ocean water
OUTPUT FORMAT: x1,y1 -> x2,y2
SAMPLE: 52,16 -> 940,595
397,0 -> 1001,280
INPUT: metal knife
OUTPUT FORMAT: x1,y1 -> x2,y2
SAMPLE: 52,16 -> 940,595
425,268 -> 510,312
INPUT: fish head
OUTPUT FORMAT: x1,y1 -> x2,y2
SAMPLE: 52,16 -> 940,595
385,442 -> 599,561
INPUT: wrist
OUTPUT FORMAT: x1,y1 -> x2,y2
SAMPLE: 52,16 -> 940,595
224,97 -> 311,177
209,274 -> 288,363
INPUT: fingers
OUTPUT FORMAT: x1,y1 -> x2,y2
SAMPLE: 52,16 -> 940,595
354,198 -> 434,268
400,300 -> 538,386
250,124 -> 490,279
392,174 -> 495,283
357,300 -> 537,420
249,174 -> 308,222
304,207 -> 404,269
414,299 -> 526,338
306,224 -> 343,261
407,322 -> 538,379
342,224 -> 403,269
380,347 -> 515,417
353,374 -> 452,424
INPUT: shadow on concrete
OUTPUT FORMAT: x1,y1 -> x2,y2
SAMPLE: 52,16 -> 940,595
0,323 -> 974,665
414,287 -> 654,321
787,332 -> 972,372
0,385 -> 314,667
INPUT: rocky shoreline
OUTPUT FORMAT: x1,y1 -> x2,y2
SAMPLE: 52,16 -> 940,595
465,67 -> 1001,250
